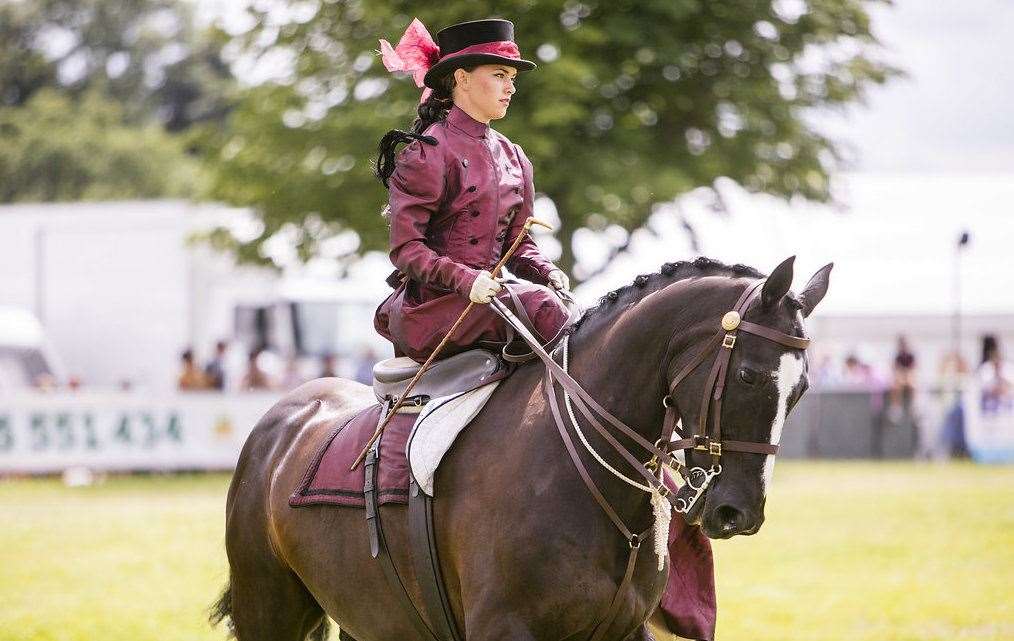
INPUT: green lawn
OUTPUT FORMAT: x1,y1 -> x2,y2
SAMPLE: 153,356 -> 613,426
1,463 -> 1011,641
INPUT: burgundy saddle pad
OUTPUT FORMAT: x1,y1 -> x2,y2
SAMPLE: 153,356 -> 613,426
289,403 -> 415,508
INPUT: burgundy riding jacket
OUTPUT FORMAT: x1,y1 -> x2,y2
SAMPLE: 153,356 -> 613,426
374,104 -> 570,362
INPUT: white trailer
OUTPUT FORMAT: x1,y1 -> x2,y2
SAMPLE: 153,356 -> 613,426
0,200 -> 392,392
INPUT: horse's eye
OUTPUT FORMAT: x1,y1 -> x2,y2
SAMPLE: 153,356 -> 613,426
738,369 -> 758,385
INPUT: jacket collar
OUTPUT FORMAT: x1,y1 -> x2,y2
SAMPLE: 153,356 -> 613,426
447,104 -> 490,139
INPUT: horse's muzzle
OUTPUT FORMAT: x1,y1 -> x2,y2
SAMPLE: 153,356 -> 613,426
701,502 -> 764,539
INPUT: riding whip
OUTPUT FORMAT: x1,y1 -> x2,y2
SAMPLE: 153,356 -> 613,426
350,216 -> 554,470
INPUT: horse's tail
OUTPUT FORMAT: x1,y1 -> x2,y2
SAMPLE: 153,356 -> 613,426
208,581 -> 235,637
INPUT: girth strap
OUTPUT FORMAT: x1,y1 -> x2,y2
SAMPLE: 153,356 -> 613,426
408,481 -> 464,641
363,406 -> 440,641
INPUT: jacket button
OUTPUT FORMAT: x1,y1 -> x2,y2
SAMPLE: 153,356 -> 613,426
469,237 -> 479,245
467,185 -> 477,192
462,159 -> 469,167
470,209 -> 480,217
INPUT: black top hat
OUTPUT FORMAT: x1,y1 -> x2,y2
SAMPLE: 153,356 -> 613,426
423,19 -> 537,89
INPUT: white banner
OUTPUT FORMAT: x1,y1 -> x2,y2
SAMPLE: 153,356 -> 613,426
0,390 -> 281,473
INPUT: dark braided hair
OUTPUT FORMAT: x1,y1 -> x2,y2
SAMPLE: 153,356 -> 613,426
374,67 -> 476,189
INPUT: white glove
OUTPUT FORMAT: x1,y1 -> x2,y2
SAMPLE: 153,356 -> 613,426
548,269 -> 570,291
469,270 -> 503,304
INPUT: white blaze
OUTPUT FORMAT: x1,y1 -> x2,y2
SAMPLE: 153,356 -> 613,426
763,352 -> 805,491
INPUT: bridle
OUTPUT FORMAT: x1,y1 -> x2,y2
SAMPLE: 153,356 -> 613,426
489,278 -> 810,641
661,278 -> 811,514
492,277 -> 810,526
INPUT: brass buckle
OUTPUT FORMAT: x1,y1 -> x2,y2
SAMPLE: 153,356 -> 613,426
695,437 -> 722,457
722,333 -> 737,349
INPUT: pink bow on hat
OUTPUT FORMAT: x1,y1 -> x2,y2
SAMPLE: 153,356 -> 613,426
378,18 -> 440,103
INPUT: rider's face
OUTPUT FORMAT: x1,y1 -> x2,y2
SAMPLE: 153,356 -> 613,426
453,64 -> 518,122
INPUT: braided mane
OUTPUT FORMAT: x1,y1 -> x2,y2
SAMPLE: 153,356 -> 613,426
565,256 -> 766,335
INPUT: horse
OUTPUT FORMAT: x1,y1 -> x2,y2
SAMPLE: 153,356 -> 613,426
210,255 -> 831,641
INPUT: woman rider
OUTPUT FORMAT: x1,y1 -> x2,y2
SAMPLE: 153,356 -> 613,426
372,18 -> 572,363
371,17 -> 717,641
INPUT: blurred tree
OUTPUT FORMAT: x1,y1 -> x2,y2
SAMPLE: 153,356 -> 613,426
0,0 -> 234,203
197,1 -> 899,276
0,0 -> 233,130
0,88 -> 201,202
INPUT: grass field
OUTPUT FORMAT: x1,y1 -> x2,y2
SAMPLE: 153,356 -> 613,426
1,463 -> 1012,641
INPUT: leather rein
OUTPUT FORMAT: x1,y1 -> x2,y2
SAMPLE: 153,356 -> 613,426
491,278 -> 811,529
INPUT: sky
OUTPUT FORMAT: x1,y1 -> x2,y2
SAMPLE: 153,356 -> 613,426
817,1 -> 1014,173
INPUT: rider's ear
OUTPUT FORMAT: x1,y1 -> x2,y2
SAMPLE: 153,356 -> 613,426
761,256 -> 795,309
797,262 -> 833,318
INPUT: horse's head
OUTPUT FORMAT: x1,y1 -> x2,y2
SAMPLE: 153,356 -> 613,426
668,256 -> 832,539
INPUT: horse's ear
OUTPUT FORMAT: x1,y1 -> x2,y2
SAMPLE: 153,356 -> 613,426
798,262 -> 834,318
761,256 -> 795,309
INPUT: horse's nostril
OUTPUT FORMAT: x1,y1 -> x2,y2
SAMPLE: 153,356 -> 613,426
715,504 -> 744,532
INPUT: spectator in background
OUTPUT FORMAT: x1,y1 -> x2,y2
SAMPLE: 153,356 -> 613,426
978,335 -> 1011,409
204,340 -> 229,391
354,348 -> 378,386
319,352 -> 338,378
934,350 -> 970,460
178,348 -> 209,390
32,373 -> 57,391
893,335 -> 916,389
280,355 -> 306,390
887,334 -> 917,421
240,348 -> 272,391
842,354 -> 868,386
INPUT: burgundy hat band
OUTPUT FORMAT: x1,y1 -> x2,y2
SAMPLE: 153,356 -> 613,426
437,40 -> 521,63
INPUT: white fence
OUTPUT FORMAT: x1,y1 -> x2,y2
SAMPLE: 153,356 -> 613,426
2,385 -> 1011,474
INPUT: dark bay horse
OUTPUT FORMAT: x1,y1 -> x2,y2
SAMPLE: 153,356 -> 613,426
212,256 -> 831,641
